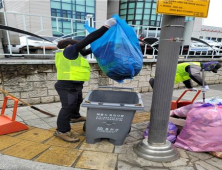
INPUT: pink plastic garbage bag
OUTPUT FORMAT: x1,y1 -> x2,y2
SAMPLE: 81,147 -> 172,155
170,102 -> 204,118
144,122 -> 178,143
175,103 -> 222,152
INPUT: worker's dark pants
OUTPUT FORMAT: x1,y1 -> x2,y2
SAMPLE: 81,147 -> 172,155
55,81 -> 83,133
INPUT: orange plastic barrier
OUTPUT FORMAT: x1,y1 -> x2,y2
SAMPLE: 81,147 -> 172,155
0,96 -> 28,135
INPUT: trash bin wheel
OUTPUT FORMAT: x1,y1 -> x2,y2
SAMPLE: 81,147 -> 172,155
83,122 -> 131,134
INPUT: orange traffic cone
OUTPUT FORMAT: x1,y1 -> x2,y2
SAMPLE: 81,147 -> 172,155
0,96 -> 28,135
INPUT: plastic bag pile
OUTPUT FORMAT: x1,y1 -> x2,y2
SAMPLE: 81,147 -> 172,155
84,15 -> 143,83
172,102 -> 222,152
144,122 -> 178,143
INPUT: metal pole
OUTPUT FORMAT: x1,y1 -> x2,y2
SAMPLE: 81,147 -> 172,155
202,68 -> 205,103
134,15 -> 185,162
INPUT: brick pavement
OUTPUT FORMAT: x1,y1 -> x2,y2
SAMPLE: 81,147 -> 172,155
0,85 -> 222,170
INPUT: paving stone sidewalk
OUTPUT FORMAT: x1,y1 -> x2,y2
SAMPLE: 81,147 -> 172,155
0,84 -> 222,170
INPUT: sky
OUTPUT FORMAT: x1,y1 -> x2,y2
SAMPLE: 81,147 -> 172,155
202,0 -> 222,27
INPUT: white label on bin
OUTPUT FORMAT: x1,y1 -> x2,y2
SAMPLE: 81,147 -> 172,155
96,113 -> 124,121
96,127 -> 119,133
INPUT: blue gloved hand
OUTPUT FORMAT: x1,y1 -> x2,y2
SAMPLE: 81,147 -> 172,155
202,85 -> 209,92
104,18 -> 117,28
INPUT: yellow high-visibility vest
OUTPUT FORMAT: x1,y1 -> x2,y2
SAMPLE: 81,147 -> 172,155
175,62 -> 200,84
55,49 -> 90,81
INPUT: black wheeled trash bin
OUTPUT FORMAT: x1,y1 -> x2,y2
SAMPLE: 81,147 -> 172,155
81,86 -> 144,146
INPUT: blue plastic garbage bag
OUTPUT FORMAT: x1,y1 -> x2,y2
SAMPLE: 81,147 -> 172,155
84,15 -> 143,83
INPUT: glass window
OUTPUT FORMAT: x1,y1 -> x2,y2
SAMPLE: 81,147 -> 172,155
76,5 -> 85,12
51,9 -> 56,16
87,0 -> 94,6
51,0 -> 95,37
62,3 -> 71,10
128,21 -> 133,24
62,0 -> 71,3
137,2 -> 143,8
63,28 -> 71,34
128,9 -> 134,14
136,9 -> 143,14
52,20 -> 57,27
152,9 -> 156,14
152,2 -> 156,8
151,15 -> 156,20
120,15 -> 126,20
53,31 -> 62,36
51,1 -> 61,9
144,15 -> 150,20
135,14 -> 142,20
76,0 -> 85,5
120,3 -> 127,9
151,21 -> 155,25
136,21 -> 141,25
143,21 -> 149,25
128,2 -> 135,8
77,23 -> 84,29
73,4 -> 75,11
127,15 -> 134,20
120,9 -> 127,15
63,21 -> 71,28
86,6 -> 94,13
157,15 -> 161,21
156,21 -> 160,26
62,10 -> 68,17
58,20 -> 63,27
145,2 -> 151,8
144,9 -> 151,15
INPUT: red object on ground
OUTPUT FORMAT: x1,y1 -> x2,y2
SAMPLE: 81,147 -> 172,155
0,96 -> 28,135
171,89 -> 201,110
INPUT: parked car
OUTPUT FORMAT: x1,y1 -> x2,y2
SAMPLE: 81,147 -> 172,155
139,37 -> 189,55
139,37 -> 159,55
189,41 -> 220,56
6,35 -> 58,54
202,39 -> 222,54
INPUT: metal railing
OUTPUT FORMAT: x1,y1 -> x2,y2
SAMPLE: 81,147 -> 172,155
0,11 -> 88,58
0,11 -> 222,60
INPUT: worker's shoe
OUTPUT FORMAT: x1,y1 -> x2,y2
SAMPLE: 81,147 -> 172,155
70,116 -> 86,123
54,130 -> 80,143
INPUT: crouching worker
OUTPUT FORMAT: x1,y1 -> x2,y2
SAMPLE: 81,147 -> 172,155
54,18 -> 117,142
149,61 -> 221,92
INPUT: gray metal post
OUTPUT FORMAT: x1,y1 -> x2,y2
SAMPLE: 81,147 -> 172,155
134,15 -> 185,162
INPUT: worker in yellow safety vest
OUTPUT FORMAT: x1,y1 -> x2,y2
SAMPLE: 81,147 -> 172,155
54,18 -> 117,143
149,61 -> 221,91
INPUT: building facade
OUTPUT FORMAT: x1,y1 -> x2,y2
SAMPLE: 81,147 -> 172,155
1,0 -> 107,37
50,0 -> 96,36
0,0 -> 222,41
192,18 -> 222,42
119,0 -> 162,27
